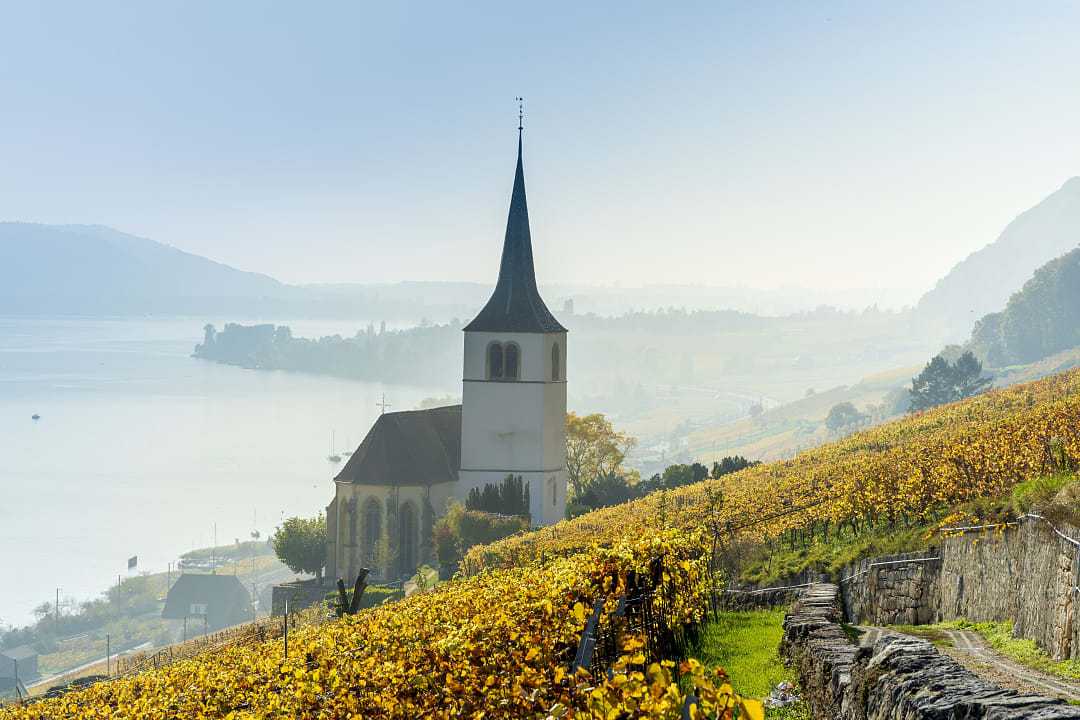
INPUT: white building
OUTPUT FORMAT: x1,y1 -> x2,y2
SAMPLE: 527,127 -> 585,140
326,127 -> 567,581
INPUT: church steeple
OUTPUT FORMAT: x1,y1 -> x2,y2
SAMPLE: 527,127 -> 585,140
464,110 -> 566,334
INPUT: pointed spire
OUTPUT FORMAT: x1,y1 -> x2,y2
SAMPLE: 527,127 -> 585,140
463,107 -> 566,334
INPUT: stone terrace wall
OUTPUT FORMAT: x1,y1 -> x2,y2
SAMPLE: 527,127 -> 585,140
838,517 -> 1079,661
783,583 -> 1080,720
841,550 -> 942,626
939,518 -> 1080,661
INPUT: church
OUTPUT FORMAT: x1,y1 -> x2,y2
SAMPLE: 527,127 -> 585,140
325,125 -> 568,582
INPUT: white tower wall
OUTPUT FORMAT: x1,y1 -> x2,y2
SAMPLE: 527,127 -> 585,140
459,330 -> 567,526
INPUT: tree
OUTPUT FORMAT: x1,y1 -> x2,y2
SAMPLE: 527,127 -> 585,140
909,351 -> 992,413
272,514 -> 327,583
710,456 -> 757,478
575,472 -> 636,511
825,402 -> 866,432
565,412 -> 638,500
466,474 -> 530,517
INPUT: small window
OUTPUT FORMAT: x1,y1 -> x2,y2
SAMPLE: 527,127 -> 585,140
488,342 -> 504,379
551,343 -> 561,381
504,343 -> 520,380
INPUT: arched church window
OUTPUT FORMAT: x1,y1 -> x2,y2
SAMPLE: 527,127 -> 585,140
347,502 -> 358,546
551,343 -> 561,381
398,501 -> 418,578
504,343 -> 520,380
550,477 -> 557,507
487,342 -> 504,380
362,498 -> 381,567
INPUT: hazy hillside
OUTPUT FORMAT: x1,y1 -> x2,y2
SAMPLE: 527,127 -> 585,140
915,177 -> 1080,340
0,223 -> 293,315
967,246 -> 1080,366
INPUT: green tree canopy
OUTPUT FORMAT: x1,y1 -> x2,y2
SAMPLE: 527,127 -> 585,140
565,412 -> 638,500
466,474 -> 530,518
272,514 -> 327,582
909,351 -> 992,413
825,401 -> 866,432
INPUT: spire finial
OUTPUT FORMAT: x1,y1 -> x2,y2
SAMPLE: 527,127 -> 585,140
516,96 -> 524,133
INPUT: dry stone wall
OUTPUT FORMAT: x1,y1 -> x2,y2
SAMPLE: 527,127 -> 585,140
840,517 -> 1079,661
939,517 -> 1079,662
841,551 -> 942,626
783,584 -> 1080,720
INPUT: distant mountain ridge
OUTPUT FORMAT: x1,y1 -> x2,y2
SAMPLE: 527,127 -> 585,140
0,223 -> 294,315
915,177 -> 1080,340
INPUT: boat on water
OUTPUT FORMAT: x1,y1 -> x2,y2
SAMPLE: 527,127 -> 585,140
327,430 -> 342,463
31,414 -> 41,421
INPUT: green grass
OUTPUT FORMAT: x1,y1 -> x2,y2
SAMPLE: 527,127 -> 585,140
684,609 -> 810,719
740,521 -> 934,586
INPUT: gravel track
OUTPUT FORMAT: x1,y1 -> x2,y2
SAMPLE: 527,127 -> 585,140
856,625 -> 1080,703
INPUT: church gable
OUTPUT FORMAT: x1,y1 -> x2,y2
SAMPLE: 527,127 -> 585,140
335,405 -> 461,487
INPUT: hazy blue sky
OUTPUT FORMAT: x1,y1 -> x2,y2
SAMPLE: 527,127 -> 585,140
2,1 -> 1079,303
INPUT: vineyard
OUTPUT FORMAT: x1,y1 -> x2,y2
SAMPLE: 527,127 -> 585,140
4,368 -> 1080,719
464,368 -> 1080,573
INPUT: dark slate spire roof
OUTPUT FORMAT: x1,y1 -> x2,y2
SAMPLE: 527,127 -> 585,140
463,131 -> 566,334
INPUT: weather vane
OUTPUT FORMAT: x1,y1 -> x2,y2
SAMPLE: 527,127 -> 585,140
516,96 -> 524,131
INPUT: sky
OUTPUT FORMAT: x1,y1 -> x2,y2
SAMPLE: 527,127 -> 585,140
2,1 -> 1079,306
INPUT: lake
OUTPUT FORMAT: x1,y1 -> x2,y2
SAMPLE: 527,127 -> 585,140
0,316 -> 451,627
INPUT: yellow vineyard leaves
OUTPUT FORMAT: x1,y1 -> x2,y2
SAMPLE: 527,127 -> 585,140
465,368 -> 1080,573
6,368 -> 1078,719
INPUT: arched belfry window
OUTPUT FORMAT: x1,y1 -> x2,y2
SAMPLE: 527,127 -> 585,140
487,342 -> 504,380
504,343 -> 520,380
551,343 -> 561,382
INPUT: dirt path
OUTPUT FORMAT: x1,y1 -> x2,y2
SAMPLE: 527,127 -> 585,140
940,629 -> 1080,703
856,626 -> 1080,703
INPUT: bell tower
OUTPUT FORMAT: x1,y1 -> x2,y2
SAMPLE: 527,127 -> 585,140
459,108 -> 567,526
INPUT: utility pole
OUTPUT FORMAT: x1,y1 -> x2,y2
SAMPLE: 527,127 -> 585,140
106,634 -> 111,676
55,587 -> 60,626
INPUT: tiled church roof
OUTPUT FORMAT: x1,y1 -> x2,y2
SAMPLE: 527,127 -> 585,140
463,132 -> 566,334
335,405 -> 461,487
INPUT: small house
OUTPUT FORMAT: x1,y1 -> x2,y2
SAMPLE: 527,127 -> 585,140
162,574 -> 252,631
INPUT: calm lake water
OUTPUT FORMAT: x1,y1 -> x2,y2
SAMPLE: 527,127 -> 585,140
0,317 -> 449,627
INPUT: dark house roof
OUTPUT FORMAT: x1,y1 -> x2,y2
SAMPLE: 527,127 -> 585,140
0,646 -> 37,662
463,132 -> 566,334
162,574 -> 252,630
335,405 -> 461,487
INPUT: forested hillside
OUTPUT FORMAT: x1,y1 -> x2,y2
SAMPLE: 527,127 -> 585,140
968,247 -> 1080,366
